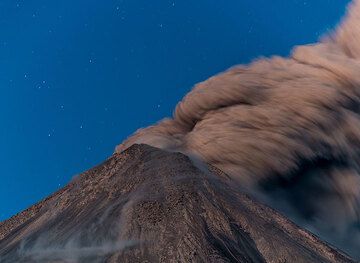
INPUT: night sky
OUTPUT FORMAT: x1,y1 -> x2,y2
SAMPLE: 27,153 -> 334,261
0,0 -> 351,221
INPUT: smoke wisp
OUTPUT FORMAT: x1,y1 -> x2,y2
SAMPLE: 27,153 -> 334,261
116,0 -> 360,258
16,238 -> 135,263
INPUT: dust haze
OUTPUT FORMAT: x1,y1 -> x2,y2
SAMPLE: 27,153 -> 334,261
116,0 -> 360,258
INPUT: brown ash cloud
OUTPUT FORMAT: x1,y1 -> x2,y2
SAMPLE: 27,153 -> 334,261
116,0 -> 360,258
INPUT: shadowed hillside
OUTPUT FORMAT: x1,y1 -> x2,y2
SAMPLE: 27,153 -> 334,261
0,144 -> 354,262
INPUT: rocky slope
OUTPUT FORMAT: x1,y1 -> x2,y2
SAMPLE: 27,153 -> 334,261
0,144 -> 355,262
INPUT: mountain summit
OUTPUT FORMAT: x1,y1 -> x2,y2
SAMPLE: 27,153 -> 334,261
0,144 -> 354,262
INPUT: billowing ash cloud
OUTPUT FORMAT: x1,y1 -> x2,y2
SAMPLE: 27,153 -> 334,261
116,0 -> 360,258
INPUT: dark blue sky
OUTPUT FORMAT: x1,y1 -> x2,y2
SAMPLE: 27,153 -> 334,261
0,0 -> 350,221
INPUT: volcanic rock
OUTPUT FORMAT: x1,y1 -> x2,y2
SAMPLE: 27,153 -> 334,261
0,144 -> 354,262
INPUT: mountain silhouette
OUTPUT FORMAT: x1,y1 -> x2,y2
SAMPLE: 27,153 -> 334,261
0,144 -> 354,262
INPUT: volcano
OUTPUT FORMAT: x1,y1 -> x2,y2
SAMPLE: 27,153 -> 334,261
0,144 -> 354,262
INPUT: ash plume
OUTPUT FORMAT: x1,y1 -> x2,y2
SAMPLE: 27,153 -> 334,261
116,0 -> 360,258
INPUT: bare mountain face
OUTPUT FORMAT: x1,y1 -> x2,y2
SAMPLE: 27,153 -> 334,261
0,144 -> 354,262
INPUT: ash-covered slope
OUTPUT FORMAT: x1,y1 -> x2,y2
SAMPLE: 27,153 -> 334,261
0,144 -> 354,263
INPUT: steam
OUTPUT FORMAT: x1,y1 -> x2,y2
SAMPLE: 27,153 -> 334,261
2,195 -> 139,263
16,238 -> 135,263
116,0 -> 360,258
